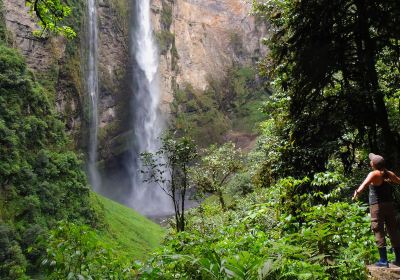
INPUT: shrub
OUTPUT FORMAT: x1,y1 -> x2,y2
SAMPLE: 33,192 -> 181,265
138,184 -> 374,279
42,222 -> 137,279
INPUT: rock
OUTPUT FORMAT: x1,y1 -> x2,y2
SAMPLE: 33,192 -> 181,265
95,0 -> 132,157
3,0 -> 84,140
367,264 -> 400,280
3,0 -> 64,72
151,0 -> 268,108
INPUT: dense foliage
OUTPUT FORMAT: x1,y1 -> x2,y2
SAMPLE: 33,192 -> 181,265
138,175 -> 376,279
0,44 -> 96,278
38,194 -> 165,279
42,222 -> 136,279
253,0 -> 400,174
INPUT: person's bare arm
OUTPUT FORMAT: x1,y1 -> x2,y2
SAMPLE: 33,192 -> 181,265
387,171 -> 400,185
353,172 -> 375,200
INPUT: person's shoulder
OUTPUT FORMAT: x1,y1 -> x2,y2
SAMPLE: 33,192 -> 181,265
367,170 -> 382,180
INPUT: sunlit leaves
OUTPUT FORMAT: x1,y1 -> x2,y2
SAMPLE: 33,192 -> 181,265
25,0 -> 76,38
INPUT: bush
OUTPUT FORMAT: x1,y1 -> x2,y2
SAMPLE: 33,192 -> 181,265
138,182 -> 374,279
160,0 -> 173,30
42,222 -> 137,279
171,85 -> 230,146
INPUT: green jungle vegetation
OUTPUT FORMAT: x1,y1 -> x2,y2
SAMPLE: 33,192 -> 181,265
0,44 -> 163,279
1,0 -> 400,279
0,42 -> 95,279
171,65 -> 269,146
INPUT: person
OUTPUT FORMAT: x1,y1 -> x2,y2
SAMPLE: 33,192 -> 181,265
353,153 -> 400,267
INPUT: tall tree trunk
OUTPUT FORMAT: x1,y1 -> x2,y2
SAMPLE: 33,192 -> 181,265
180,165 -> 188,232
355,0 -> 398,166
217,190 -> 226,211
171,174 -> 182,232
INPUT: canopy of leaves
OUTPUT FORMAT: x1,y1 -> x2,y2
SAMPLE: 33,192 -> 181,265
254,0 -> 400,172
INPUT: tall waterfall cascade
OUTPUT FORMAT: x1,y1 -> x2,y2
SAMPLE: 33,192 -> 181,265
87,0 -> 101,191
128,0 -> 172,215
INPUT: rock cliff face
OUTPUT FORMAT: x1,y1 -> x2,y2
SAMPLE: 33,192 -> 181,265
95,0 -> 130,160
3,1 -> 66,72
2,0 -> 130,157
151,0 -> 267,106
3,0 -> 85,142
2,0 -> 266,159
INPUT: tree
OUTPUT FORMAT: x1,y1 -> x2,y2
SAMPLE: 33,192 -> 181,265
253,0 -> 400,171
0,43 -> 95,278
141,133 -> 197,232
191,142 -> 243,211
0,225 -> 28,280
25,0 -> 76,38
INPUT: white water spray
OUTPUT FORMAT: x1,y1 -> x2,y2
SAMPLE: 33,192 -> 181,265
87,0 -> 100,191
129,0 -> 171,215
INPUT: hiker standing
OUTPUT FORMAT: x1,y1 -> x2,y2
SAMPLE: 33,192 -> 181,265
353,153 -> 400,267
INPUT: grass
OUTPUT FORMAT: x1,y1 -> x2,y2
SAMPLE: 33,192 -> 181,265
91,193 -> 165,260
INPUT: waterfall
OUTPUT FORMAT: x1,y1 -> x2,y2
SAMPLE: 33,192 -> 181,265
87,0 -> 100,191
128,0 -> 172,215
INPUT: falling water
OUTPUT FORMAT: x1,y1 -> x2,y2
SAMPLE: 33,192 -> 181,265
87,0 -> 100,191
128,0 -> 172,215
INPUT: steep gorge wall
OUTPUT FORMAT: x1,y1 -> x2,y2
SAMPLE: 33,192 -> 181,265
2,0 -> 130,160
151,0 -> 267,108
95,0 -> 130,161
3,0 -> 85,144
2,0 -> 266,163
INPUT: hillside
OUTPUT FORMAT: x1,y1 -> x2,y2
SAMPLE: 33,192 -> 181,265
91,193 -> 165,260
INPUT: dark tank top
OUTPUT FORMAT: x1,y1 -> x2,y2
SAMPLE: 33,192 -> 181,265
369,181 -> 393,205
